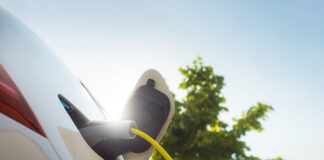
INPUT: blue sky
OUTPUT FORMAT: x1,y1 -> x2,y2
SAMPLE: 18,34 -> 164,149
1,0 -> 324,159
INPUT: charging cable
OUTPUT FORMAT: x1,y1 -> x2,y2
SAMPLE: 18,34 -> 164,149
130,128 -> 173,160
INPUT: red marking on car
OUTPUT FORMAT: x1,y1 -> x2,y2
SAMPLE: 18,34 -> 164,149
0,79 -> 20,100
0,64 -> 46,137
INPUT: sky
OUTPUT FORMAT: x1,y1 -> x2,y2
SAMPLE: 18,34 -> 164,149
1,0 -> 324,159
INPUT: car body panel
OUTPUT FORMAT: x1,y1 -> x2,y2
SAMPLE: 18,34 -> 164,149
0,8 -> 104,159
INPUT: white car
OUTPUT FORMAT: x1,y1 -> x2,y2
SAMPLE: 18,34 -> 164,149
0,7 -> 174,160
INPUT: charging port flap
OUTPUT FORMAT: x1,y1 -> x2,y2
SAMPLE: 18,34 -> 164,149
120,69 -> 175,160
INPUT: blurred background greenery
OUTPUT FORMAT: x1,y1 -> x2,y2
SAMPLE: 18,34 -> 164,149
153,57 -> 280,160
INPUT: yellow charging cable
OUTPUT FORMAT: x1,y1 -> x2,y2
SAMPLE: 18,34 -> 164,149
130,128 -> 173,160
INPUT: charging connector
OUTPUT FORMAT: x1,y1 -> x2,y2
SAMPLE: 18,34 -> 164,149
79,120 -> 137,147
59,94 -> 173,160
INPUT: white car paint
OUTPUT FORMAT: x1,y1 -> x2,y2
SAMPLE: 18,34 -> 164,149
0,7 -> 106,159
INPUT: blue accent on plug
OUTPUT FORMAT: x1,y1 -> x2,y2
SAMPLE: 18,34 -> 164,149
60,99 -> 71,109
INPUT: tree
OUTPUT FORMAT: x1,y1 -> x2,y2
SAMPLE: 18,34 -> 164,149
152,57 -> 280,160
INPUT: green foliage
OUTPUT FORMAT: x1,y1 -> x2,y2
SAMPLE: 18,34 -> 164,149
152,57 -> 280,160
